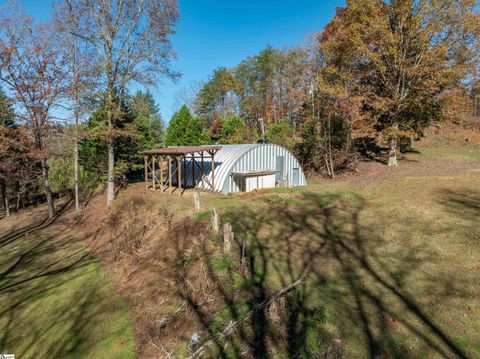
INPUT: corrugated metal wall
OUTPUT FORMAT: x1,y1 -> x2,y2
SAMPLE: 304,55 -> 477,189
175,144 -> 307,193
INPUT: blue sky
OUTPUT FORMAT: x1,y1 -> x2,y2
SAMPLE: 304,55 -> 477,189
18,0 -> 344,121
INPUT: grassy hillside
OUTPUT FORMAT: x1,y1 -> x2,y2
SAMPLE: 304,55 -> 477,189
85,131 -> 479,358
0,130 -> 478,358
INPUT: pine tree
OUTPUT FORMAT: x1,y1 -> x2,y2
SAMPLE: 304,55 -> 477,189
131,91 -> 164,148
165,105 -> 210,146
0,87 -> 15,127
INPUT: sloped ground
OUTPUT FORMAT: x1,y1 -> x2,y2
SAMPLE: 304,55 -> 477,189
0,124 -> 478,358
77,126 -> 480,358
0,201 -> 135,358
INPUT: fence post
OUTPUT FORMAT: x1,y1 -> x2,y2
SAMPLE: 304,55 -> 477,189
211,208 -> 219,234
223,223 -> 234,253
194,192 -> 201,212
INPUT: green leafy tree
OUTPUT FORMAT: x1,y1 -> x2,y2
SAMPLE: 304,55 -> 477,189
235,45 -> 282,122
165,105 -> 210,146
218,116 -> 244,144
297,119 -> 322,172
265,121 -> 296,150
196,68 -> 239,126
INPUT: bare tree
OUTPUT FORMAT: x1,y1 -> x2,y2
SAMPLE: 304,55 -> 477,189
0,3 -> 70,219
66,0 -> 179,206
54,2 -> 98,212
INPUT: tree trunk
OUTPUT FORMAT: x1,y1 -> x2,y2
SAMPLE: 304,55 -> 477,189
72,39 -> 80,212
41,159 -> 55,219
74,129 -> 80,211
16,191 -> 20,213
107,138 -> 115,206
388,137 -> 398,166
1,179 -> 9,217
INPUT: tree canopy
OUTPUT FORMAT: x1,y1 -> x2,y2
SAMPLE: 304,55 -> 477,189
165,105 -> 210,146
318,0 -> 480,165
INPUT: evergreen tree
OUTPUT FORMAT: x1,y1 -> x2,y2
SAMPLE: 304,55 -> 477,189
0,87 -> 15,127
80,96 -> 143,184
165,105 -> 210,146
131,91 -> 164,148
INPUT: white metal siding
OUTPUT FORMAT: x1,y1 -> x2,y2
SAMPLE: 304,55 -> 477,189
245,174 -> 276,192
179,144 -> 307,193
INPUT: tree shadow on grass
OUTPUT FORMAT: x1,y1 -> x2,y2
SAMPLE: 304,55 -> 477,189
437,189 -> 480,224
170,192 -> 475,358
0,212 -> 132,358
0,199 -> 73,249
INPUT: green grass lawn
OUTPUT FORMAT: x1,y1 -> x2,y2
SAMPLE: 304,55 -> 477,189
1,140 -> 478,358
0,215 -> 135,358
179,143 -> 480,358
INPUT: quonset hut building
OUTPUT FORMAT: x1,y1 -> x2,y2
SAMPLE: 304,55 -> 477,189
141,143 -> 306,194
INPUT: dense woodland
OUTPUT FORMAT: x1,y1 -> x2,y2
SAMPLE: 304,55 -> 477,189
0,0 -> 479,218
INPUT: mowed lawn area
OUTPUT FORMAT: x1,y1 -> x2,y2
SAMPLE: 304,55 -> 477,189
0,139 -> 478,358
184,140 -> 480,358
0,207 -> 135,358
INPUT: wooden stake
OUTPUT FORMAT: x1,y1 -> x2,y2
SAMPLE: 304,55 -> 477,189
223,223 -> 234,253
194,192 -> 201,212
211,208 -> 219,233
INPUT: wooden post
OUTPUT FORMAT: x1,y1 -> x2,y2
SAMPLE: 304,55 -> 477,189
177,157 -> 181,191
152,156 -> 156,190
201,151 -> 205,190
168,156 -> 172,192
194,192 -> 201,212
211,208 -> 219,233
183,155 -> 187,189
240,234 -> 247,277
223,223 -> 234,253
159,155 -> 164,191
210,151 -> 215,191
144,155 -> 148,189
191,154 -> 195,188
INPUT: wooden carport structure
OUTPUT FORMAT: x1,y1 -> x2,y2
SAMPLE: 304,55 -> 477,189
140,146 -> 222,193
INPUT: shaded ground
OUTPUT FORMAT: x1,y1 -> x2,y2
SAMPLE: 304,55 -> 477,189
80,133 -> 479,358
0,202 -> 135,358
0,127 -> 478,358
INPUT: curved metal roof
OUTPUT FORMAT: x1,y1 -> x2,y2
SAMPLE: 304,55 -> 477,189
185,144 -> 256,192
184,143 -> 306,193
